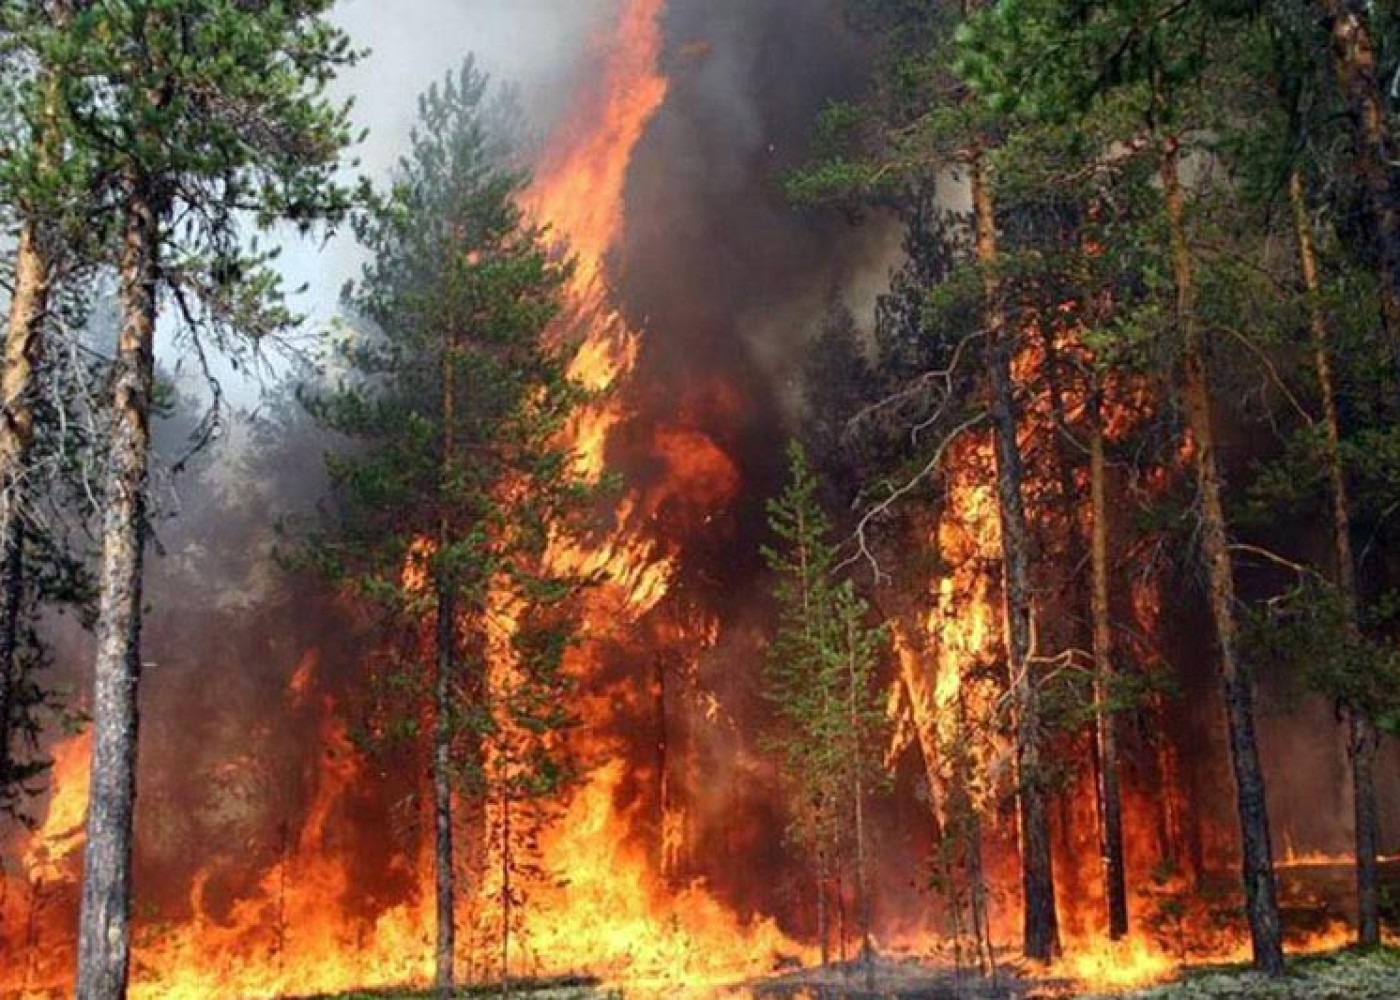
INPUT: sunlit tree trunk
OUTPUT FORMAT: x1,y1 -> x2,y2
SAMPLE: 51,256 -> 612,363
971,148 -> 1060,961
76,171 -> 159,1000
1160,138 -> 1283,974
1289,169 -> 1381,948
1316,0 -> 1400,340
1089,396 -> 1129,940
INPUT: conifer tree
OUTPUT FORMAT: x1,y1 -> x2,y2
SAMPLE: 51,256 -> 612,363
958,0 -> 1286,972
0,0 -> 104,830
36,5 -> 364,995
305,59 -> 589,995
762,442 -> 888,971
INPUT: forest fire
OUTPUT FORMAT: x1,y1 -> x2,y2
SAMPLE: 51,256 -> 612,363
4,0 -> 1400,998
4,0 -> 804,995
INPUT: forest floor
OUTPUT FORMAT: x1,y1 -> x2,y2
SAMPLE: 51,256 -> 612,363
305,946 -> 1400,1000
1074,945 -> 1400,999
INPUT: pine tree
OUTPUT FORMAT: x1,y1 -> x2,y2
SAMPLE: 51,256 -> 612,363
37,5 -> 364,995
958,0 -> 1286,972
304,59 -> 589,995
762,442 -> 888,972
0,0 -> 103,831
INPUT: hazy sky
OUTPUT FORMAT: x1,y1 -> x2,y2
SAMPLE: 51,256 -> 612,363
203,0 -> 613,407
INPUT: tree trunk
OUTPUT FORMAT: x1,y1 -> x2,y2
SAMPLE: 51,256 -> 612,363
1316,0 -> 1400,341
1089,401 -> 1129,940
0,521 -> 25,808
1289,169 -> 1381,948
434,323 -> 460,994
846,617 -> 873,985
971,149 -> 1060,961
1161,138 -> 1284,975
433,582 -> 456,995
75,176 -> 159,1000
500,780 -> 512,996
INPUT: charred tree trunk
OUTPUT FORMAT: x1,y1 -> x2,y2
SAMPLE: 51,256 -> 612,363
971,149 -> 1060,961
0,522 -> 24,805
1289,170 -> 1382,948
75,173 -> 160,1000
846,616 -> 873,984
1161,138 -> 1283,975
500,779 -> 512,996
1317,0 -> 1400,341
433,582 -> 456,994
1089,399 -> 1129,940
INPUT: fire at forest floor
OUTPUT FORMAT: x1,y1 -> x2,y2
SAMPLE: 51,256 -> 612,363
1074,945 -> 1400,1000
307,946 -> 1400,1000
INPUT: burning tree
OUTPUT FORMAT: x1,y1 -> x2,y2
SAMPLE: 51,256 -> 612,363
304,58 -> 592,995
762,442 -> 889,970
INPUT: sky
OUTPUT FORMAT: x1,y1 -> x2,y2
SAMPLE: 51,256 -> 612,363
197,0 -> 612,409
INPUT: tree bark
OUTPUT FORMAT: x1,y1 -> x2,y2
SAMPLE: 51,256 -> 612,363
971,149 -> 1060,961
75,174 -> 159,1000
1089,401 -> 1129,940
1316,0 -> 1400,341
0,520 -> 25,810
846,616 -> 873,985
1289,170 -> 1381,948
433,325 -> 460,994
1161,138 -> 1284,975
433,582 -> 456,994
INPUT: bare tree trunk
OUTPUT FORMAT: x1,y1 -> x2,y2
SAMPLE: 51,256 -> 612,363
846,619 -> 873,988
1089,401 -> 1129,940
0,520 -> 26,809
817,850 -> 829,966
76,174 -> 159,1000
433,583 -> 456,995
967,814 -> 996,979
971,149 -> 1059,961
500,781 -> 512,998
435,327 -> 460,994
1161,138 -> 1283,975
1289,170 -> 1382,948
1317,0 -> 1400,340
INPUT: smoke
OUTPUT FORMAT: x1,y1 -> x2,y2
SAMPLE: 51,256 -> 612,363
227,0 -> 622,404
20,0 -> 1400,988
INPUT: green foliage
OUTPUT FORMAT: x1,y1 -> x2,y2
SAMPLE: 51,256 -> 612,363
956,0 -> 1217,124
761,442 -> 889,877
34,0 -> 365,358
1242,583 -> 1400,730
303,57 -> 592,816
